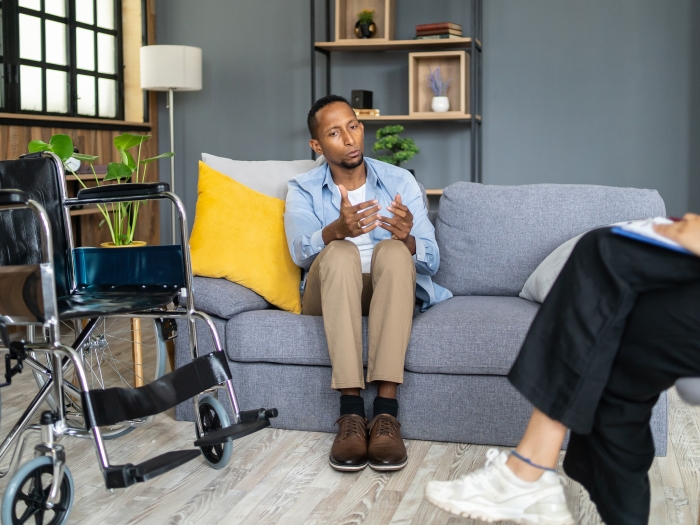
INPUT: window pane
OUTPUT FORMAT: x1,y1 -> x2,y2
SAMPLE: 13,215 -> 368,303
46,69 -> 68,113
45,20 -> 67,65
98,78 -> 116,117
18,0 -> 41,10
0,10 -> 4,57
75,0 -> 94,25
96,0 -> 114,29
19,14 -> 42,61
76,28 -> 95,70
20,65 -> 42,111
97,33 -> 115,74
44,0 -> 66,17
77,74 -> 95,115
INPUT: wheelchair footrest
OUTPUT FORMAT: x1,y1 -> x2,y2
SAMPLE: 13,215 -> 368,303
104,449 -> 202,489
194,418 -> 270,447
239,407 -> 279,424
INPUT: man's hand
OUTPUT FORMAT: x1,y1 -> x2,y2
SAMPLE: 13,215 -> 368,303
322,184 -> 380,244
380,194 -> 416,255
654,213 -> 700,256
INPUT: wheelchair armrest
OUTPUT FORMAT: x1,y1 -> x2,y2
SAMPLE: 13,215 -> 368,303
0,189 -> 30,207
77,182 -> 170,201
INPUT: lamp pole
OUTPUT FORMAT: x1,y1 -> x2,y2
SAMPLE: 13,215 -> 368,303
167,87 -> 176,244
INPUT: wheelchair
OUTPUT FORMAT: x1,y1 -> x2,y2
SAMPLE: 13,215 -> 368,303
0,152 -> 277,524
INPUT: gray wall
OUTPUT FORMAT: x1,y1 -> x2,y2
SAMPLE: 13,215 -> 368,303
156,0 -> 699,234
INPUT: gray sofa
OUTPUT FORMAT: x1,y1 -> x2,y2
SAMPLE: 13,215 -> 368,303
175,182 -> 668,455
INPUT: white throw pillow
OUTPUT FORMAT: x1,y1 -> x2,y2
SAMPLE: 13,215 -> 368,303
519,222 -> 627,303
201,153 -> 326,201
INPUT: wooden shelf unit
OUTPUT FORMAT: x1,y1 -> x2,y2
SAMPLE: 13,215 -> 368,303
357,113 -> 481,122
310,0 -> 483,186
314,37 -> 478,52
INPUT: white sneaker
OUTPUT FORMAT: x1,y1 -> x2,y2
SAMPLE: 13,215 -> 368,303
424,449 -> 574,525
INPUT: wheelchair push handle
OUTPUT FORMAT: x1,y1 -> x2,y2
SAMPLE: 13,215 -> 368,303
0,189 -> 30,207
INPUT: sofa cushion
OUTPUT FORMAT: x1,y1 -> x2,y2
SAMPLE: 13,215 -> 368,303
226,310 -> 369,366
225,296 -> 537,377
434,182 -> 666,296
192,276 -> 270,320
405,296 -> 539,376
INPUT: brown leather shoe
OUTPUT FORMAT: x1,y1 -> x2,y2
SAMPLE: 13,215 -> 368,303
368,414 -> 408,471
329,414 -> 369,472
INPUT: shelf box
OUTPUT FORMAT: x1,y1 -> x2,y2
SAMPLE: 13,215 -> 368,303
409,50 -> 469,116
335,0 -> 395,41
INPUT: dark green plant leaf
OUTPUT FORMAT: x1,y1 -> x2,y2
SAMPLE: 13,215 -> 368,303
28,140 -> 50,153
49,134 -> 74,161
72,153 -> 100,162
113,133 -> 151,151
140,152 -> 174,164
104,162 -> 133,181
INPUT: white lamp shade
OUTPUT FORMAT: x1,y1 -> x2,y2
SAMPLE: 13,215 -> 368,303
140,45 -> 202,91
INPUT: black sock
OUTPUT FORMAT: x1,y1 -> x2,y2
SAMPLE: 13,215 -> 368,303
340,395 -> 365,418
373,397 -> 398,419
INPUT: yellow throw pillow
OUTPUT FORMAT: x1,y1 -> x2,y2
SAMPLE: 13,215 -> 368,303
190,161 -> 301,314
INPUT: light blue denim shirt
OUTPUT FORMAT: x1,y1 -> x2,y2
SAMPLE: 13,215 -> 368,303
284,157 -> 452,310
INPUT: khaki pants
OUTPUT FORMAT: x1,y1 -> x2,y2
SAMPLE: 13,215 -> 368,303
302,239 -> 416,389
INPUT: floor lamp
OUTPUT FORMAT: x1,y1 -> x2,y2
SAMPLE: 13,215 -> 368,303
140,45 -> 202,244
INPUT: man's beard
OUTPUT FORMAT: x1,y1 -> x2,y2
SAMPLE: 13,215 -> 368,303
340,153 -> 364,170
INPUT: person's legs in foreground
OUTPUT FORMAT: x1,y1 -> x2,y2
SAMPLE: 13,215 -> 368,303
302,239 -> 415,471
425,228 -> 700,523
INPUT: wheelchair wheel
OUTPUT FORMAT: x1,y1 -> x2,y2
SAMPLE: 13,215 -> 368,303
32,317 -> 168,440
1,456 -> 74,525
197,395 -> 233,469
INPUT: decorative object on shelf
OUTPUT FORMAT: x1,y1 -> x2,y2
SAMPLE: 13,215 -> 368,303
409,51 -> 468,116
351,89 -> 374,109
355,9 -> 376,38
354,108 -> 381,117
335,0 -> 395,41
28,133 -> 173,247
140,44 -> 202,244
415,22 -> 462,40
373,125 -> 419,167
428,67 -> 451,112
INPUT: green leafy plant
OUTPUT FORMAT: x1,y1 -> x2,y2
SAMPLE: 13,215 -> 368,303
357,8 -> 375,23
372,125 -> 419,167
28,133 -> 173,246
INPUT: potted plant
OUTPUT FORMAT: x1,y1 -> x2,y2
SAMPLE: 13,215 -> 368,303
428,67 -> 451,112
28,133 -> 172,247
354,9 -> 376,38
372,125 -> 419,174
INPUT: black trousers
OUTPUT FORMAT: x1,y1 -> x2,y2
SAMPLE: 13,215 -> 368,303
508,228 -> 700,525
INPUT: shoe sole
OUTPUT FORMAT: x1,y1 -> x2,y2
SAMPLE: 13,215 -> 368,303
368,457 -> 408,472
328,457 -> 368,472
425,493 -> 574,525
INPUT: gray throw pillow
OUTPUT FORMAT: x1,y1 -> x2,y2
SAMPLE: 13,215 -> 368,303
201,153 -> 326,201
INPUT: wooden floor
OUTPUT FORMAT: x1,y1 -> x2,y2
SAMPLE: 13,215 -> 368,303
1,369 -> 698,524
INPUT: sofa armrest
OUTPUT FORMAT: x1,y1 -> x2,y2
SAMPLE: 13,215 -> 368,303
193,276 -> 271,319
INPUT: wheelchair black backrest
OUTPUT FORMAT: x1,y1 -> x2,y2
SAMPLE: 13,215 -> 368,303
0,154 -> 73,297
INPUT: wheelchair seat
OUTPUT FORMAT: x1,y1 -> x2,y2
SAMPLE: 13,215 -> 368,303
57,285 -> 180,320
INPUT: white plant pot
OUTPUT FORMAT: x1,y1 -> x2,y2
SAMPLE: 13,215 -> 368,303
431,96 -> 450,112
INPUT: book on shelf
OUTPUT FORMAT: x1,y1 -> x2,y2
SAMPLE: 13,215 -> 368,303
354,108 -> 381,117
416,28 -> 462,37
416,22 -> 462,32
416,34 -> 463,40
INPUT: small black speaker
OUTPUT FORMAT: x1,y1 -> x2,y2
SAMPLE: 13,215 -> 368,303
351,90 -> 373,109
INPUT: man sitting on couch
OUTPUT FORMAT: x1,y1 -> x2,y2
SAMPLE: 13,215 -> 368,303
284,95 -> 451,472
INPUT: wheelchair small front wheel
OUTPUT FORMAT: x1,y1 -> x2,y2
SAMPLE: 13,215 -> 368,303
1,456 -> 74,525
197,395 -> 233,469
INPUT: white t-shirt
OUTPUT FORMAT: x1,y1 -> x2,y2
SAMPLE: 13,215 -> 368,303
344,184 -> 374,273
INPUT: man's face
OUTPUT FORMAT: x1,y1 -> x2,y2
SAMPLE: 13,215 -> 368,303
310,102 -> 365,170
